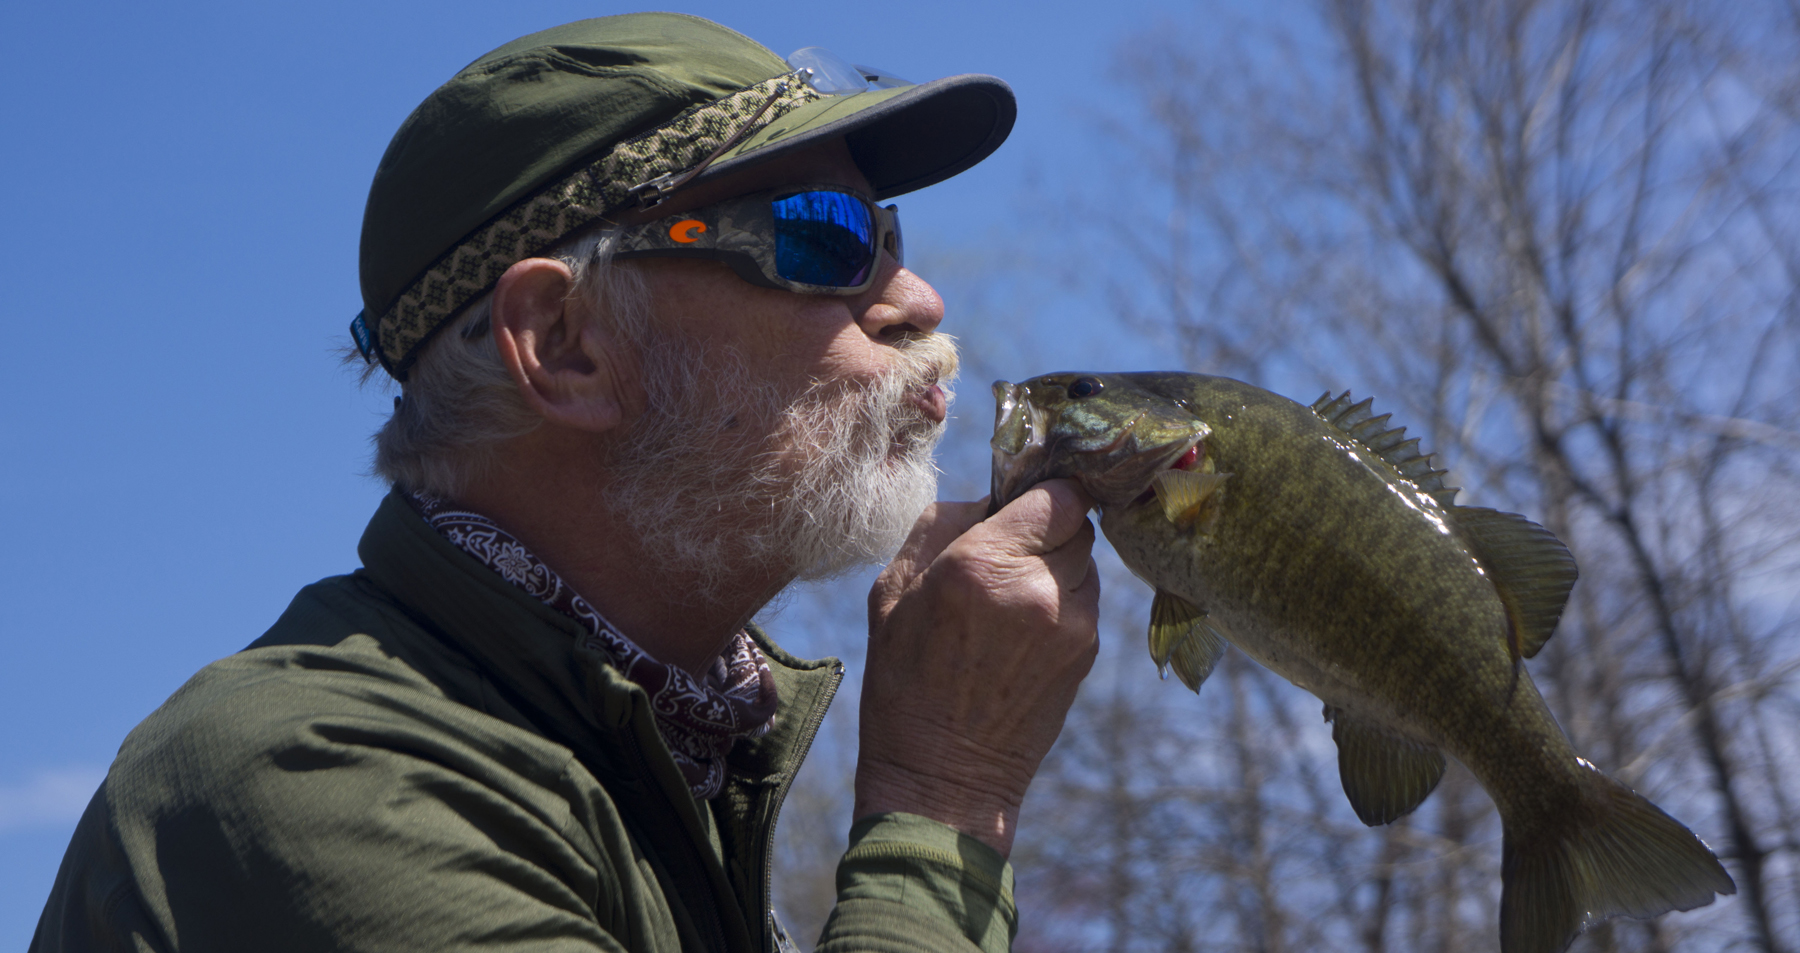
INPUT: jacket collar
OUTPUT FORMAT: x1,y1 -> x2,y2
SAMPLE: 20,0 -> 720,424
354,488 -> 844,952
355,487 -> 840,781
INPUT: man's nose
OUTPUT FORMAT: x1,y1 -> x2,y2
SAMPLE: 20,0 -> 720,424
855,258 -> 945,339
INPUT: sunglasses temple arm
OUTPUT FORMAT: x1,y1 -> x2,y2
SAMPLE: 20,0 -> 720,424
627,76 -> 800,210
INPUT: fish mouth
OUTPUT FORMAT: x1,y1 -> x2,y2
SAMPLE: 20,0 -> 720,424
988,378 -> 1211,511
989,382 -> 1048,510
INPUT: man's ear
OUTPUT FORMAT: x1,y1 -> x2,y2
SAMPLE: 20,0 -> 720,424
490,258 -> 631,433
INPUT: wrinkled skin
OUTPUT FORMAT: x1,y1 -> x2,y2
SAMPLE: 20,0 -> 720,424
860,482 -> 1101,857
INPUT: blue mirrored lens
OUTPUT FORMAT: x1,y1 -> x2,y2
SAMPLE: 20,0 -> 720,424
773,191 -> 875,287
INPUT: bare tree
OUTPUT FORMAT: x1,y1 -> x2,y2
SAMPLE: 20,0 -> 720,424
773,5 -> 1800,950
1011,0 -> 1800,951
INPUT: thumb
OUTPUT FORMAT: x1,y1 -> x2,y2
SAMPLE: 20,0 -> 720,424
980,479 -> 1096,556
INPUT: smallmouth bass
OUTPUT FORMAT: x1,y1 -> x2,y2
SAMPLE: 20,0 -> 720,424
989,371 -> 1734,953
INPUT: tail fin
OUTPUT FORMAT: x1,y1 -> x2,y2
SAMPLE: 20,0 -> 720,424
1500,767 -> 1735,953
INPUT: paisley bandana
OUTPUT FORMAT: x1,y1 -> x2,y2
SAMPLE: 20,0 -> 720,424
410,493 -> 779,799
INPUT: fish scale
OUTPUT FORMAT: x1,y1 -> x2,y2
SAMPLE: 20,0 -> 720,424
990,370 -> 1735,953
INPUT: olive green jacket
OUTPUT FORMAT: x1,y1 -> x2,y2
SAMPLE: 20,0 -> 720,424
32,492 -> 1017,953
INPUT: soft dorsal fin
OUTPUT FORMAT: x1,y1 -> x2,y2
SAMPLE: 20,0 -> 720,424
1311,390 -> 1458,508
1324,705 -> 1447,826
1451,507 -> 1579,660
1152,469 -> 1232,527
1149,589 -> 1228,693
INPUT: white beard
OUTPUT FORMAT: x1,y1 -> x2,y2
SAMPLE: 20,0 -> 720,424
602,331 -> 959,604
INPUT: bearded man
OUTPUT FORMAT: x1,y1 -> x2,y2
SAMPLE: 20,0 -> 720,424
33,14 -> 1099,953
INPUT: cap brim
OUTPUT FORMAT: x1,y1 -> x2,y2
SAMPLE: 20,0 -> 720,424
694,74 -> 1016,201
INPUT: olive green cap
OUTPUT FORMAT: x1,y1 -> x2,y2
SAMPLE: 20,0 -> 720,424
358,13 -> 1015,379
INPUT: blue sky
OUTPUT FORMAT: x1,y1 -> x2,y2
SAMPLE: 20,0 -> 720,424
0,0 -> 1199,943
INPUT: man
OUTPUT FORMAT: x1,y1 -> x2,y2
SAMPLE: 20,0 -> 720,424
33,14 -> 1099,953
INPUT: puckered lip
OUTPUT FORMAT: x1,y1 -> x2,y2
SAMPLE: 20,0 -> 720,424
911,383 -> 947,424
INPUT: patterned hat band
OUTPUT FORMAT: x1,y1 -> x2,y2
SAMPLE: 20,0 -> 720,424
366,72 -> 823,379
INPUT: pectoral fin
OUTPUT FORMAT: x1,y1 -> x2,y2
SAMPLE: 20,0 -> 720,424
1149,590 -> 1228,693
1151,469 -> 1232,528
1324,706 -> 1447,826
1452,507 -> 1579,661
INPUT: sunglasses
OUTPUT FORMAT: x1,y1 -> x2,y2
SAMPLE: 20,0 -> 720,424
612,185 -> 904,295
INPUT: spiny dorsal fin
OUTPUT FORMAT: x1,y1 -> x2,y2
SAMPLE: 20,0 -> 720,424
1324,705 -> 1447,826
1152,470 -> 1232,527
1149,590 -> 1228,693
1310,390 -> 1458,508
1451,507 -> 1578,660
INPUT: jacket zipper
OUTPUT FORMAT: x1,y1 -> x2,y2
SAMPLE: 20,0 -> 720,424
756,661 -> 844,952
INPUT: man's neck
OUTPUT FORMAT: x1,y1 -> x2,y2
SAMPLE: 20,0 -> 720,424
453,435 -> 793,676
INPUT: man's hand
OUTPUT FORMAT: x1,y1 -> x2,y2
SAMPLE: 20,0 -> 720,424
855,479 -> 1101,858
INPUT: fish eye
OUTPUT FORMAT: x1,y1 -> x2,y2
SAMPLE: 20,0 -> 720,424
1067,377 -> 1105,399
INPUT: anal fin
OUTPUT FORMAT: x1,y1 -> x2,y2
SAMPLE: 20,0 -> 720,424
1452,507 -> 1579,660
1149,590 -> 1228,693
1324,706 -> 1446,826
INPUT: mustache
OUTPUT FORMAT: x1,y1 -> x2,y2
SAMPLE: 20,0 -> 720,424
888,331 -> 960,401
760,332 -> 959,475
836,331 -> 960,419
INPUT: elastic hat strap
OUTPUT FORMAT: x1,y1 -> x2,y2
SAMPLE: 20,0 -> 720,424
372,72 -> 820,379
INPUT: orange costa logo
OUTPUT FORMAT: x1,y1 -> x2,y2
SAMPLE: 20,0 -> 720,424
669,220 -> 707,243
